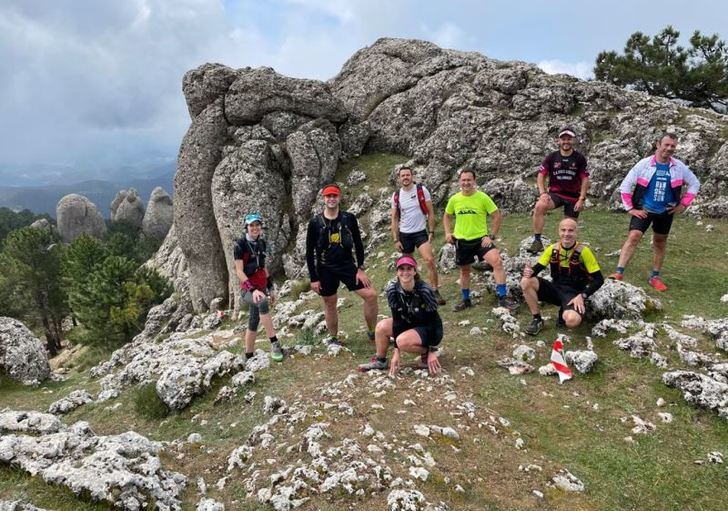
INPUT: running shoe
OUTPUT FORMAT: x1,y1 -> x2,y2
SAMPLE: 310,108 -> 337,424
648,276 -> 668,292
608,272 -> 624,281
270,342 -> 284,362
527,239 -> 544,254
498,296 -> 518,312
525,317 -> 544,336
452,299 -> 472,312
358,358 -> 387,372
323,337 -> 341,347
434,288 -> 447,305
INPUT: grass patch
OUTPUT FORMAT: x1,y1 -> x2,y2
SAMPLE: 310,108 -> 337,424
131,381 -> 169,421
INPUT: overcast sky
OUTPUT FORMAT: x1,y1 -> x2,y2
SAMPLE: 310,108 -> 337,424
2,0 -> 726,171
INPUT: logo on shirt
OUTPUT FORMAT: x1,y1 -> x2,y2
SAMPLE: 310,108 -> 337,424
456,208 -> 479,215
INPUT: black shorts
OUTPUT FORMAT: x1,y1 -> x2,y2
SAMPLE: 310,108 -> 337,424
399,230 -> 429,254
629,211 -> 674,235
393,317 -> 443,348
549,192 -> 580,219
536,278 -> 583,315
455,237 -> 496,266
318,264 -> 364,297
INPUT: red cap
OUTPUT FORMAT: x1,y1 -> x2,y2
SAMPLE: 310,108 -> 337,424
395,255 -> 417,269
322,184 -> 341,196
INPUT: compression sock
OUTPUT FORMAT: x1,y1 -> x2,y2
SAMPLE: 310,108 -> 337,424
496,283 -> 507,298
269,336 -> 278,344
245,352 -> 254,360
616,266 -> 625,275
461,288 -> 470,301
533,313 -> 542,321
650,270 -> 660,279
534,233 -> 542,242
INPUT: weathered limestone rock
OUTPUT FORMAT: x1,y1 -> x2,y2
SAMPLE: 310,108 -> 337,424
0,317 -> 50,385
91,333 -> 246,410
55,194 -> 106,243
589,280 -> 662,320
0,411 -> 62,435
663,371 -> 728,419
110,188 -> 145,227
142,186 -> 173,240
225,67 -> 347,125
0,420 -> 186,510
175,98 -> 230,312
565,350 -> 598,374
48,390 -> 94,415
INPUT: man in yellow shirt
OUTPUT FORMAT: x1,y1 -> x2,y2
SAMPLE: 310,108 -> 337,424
520,218 -> 604,334
443,169 -> 517,312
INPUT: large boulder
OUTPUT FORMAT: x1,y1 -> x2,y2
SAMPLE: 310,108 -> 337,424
109,188 -> 145,228
0,317 -> 50,384
55,194 -> 106,243
174,98 -> 230,312
142,186 -> 173,240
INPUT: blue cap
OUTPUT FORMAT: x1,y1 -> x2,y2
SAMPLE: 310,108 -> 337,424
244,213 -> 263,226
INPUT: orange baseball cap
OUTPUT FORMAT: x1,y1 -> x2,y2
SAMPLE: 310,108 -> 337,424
322,184 -> 341,196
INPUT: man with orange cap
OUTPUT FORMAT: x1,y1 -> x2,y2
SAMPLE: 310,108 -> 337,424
305,183 -> 378,345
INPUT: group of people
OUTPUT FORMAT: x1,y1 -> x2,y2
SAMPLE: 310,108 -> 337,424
233,128 -> 700,376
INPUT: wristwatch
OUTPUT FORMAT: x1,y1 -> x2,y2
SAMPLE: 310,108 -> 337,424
581,292 -> 588,300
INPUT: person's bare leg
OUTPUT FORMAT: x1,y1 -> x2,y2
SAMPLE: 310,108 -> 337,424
374,318 -> 393,358
354,286 -> 378,332
322,294 -> 338,337
394,329 -> 427,355
532,197 -> 555,236
259,313 -> 276,338
520,277 -> 541,315
616,230 -> 644,269
485,249 -> 506,285
418,241 -> 439,288
652,233 -> 668,273
245,329 -> 256,354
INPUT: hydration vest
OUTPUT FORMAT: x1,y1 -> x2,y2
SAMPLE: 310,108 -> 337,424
242,238 -> 266,277
393,184 -> 429,219
549,242 -> 590,288
313,212 -> 355,255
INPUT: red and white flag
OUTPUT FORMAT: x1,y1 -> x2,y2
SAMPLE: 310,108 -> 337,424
550,339 -> 572,384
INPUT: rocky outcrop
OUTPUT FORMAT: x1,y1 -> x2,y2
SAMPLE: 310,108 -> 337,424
142,186 -> 173,239
110,188 -> 145,227
55,194 -> 106,243
0,418 -> 186,510
176,62 -> 354,312
175,37 -> 728,311
0,317 -> 50,385
663,371 -> 728,419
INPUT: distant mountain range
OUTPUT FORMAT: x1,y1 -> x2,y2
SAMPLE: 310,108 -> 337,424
0,162 -> 175,218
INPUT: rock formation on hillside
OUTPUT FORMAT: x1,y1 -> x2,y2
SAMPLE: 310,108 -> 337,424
142,186 -> 173,239
170,38 -> 728,312
110,188 -> 145,227
0,317 -> 50,385
55,194 -> 106,243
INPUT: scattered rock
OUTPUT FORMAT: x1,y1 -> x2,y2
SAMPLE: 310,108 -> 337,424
589,280 -> 661,320
0,411 -> 63,435
550,469 -> 585,492
662,371 -> 728,419
708,451 -> 724,464
0,317 -> 51,385
497,357 -> 534,375
512,345 -> 535,362
196,497 -> 225,511
48,390 -> 94,415
565,350 -> 598,374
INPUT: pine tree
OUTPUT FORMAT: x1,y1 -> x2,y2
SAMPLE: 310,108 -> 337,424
595,26 -> 728,111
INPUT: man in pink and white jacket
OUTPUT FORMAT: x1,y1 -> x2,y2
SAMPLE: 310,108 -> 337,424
610,133 -> 700,291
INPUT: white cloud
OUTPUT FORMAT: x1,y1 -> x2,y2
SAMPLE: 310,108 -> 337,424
537,60 -> 595,81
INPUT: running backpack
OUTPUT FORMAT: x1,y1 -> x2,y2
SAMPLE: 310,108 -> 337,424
312,213 -> 355,252
549,242 -> 590,286
393,184 -> 429,219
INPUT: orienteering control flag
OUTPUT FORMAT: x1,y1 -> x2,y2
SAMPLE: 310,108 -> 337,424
550,339 -> 572,383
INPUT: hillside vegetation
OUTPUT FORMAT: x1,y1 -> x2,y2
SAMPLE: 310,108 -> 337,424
1,154 -> 727,511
